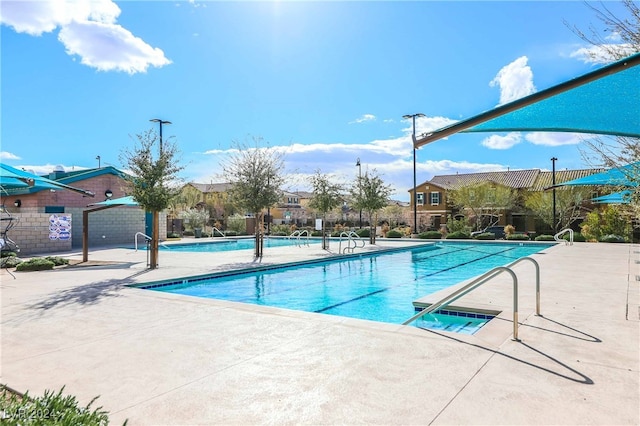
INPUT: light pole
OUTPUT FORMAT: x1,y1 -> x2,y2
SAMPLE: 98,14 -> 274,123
403,113 -> 425,235
551,157 -> 558,233
150,118 -> 171,155
356,158 -> 362,228
96,155 -> 101,168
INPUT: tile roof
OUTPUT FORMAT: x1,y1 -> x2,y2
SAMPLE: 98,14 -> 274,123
530,168 -> 607,191
188,182 -> 233,193
427,169 -> 541,190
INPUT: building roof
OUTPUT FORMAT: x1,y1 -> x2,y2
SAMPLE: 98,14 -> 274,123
530,168 -> 607,191
187,182 -> 233,193
426,169 -> 541,191
51,166 -> 128,184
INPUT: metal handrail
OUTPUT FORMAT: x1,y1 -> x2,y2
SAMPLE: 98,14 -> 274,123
134,232 -> 152,251
210,226 -> 226,238
554,228 -> 574,245
339,231 -> 364,253
289,230 -> 309,247
403,266 -> 521,340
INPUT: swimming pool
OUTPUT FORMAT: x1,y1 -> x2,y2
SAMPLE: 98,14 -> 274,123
155,236 -> 320,253
141,241 -> 552,327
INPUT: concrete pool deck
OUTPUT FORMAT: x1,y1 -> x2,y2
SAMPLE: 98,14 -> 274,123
1,238 -> 638,425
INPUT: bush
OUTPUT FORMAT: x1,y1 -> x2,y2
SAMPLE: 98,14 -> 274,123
0,385 -> 111,425
385,230 -> 403,238
271,231 -> 287,236
224,230 -> 238,237
564,232 -> 587,242
44,256 -> 69,267
473,232 -> 496,240
535,234 -> 555,241
599,234 -> 626,243
446,218 -> 469,234
355,228 -> 370,237
418,231 -> 442,239
1,256 -> 22,268
16,258 -> 55,271
311,230 -> 322,237
166,232 -> 181,239
445,231 -> 471,239
506,234 -> 530,241
1,250 -> 17,258
183,230 -> 194,237
226,214 -> 247,235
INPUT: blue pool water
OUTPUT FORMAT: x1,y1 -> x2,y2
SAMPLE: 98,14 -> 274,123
156,237 -> 320,253
143,242 -> 551,326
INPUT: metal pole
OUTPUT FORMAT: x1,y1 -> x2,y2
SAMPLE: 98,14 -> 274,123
551,157 -> 557,232
412,115 -> 417,235
356,158 -> 362,228
150,119 -> 171,156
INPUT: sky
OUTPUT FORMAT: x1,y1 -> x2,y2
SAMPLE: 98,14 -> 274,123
1,0 -> 634,201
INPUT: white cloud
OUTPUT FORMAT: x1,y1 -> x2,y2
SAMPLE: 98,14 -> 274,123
525,132 -> 583,146
481,132 -> 522,150
349,114 -> 376,124
1,0 -> 171,74
59,21 -> 172,74
569,43 -> 636,64
0,152 -> 21,160
490,56 -> 536,105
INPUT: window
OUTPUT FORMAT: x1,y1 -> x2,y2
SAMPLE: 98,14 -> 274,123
287,197 -> 298,204
430,192 -> 440,205
416,192 -> 425,206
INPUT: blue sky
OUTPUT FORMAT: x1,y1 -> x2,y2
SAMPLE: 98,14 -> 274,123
1,1 -> 633,201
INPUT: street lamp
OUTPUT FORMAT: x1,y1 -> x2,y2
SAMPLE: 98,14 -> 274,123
551,157 -> 558,233
96,155 -> 101,168
403,113 -> 425,235
356,158 -> 362,228
150,118 -> 171,155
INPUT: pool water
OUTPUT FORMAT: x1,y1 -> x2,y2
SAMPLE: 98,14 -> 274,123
144,242 -> 551,327
156,237 -> 320,253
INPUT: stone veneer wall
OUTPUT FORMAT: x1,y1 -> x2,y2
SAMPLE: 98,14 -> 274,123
5,208 -> 167,256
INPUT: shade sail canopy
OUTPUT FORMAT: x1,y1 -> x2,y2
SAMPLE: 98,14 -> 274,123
551,162 -> 639,188
88,196 -> 138,206
592,190 -> 631,204
0,163 -> 95,197
415,52 -> 640,148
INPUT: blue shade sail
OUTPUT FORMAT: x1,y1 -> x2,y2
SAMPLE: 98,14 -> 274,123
0,163 -> 95,196
89,196 -> 138,206
553,162 -> 639,188
415,52 -> 640,147
592,190 -> 632,204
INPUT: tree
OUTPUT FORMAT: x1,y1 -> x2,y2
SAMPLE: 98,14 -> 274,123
524,187 -> 591,232
350,170 -> 393,244
448,182 -> 517,231
120,129 -> 184,269
223,137 -> 285,257
308,171 -> 343,250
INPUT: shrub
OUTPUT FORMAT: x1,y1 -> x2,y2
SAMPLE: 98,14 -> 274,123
199,232 -> 210,238
16,258 -> 55,271
445,231 -> 471,239
386,230 -> 403,238
418,231 -> 442,239
0,385 -> 111,425
271,231 -> 287,236
166,232 -> 181,239
599,234 -> 626,243
564,232 -> 586,242
226,215 -> 247,235
504,224 -> 516,236
535,234 -> 555,241
1,256 -> 22,268
311,230 -> 322,237
183,230 -> 194,237
270,224 -> 291,235
44,256 -> 69,267
446,218 -> 469,234
224,230 -> 238,237
355,228 -> 370,237
473,232 -> 496,240
506,234 -> 530,241
1,250 -> 17,258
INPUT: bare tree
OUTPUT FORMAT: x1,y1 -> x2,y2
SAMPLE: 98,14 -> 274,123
223,137 -> 285,257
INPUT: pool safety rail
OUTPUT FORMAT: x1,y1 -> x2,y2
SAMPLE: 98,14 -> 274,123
210,226 -> 226,238
403,256 -> 540,341
289,230 -> 310,247
554,228 -> 574,245
339,231 -> 365,254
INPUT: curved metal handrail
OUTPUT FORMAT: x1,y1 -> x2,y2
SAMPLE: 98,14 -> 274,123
554,228 -> 574,245
210,226 -> 226,238
289,230 -> 309,247
339,231 -> 365,253
403,256 -> 542,341
134,232 -> 152,252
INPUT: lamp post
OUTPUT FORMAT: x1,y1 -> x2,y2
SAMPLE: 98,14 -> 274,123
150,118 -> 171,155
403,113 -> 425,235
551,157 -> 558,233
356,158 -> 362,228
96,155 -> 101,168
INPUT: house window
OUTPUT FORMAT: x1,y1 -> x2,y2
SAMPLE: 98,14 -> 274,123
430,192 -> 440,205
287,197 -> 298,204
416,192 -> 425,206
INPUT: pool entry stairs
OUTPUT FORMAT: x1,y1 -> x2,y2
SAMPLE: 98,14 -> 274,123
404,256 -> 540,340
